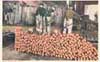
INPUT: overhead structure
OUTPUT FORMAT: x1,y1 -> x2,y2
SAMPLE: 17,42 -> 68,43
66,0 -> 69,8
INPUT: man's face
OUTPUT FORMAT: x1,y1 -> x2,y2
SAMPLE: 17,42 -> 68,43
40,5 -> 43,8
52,7 -> 55,10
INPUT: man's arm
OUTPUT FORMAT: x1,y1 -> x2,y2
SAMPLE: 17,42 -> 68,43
73,11 -> 82,20
35,7 -> 41,16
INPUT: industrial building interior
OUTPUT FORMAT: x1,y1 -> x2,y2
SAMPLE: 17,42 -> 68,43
3,1 -> 98,60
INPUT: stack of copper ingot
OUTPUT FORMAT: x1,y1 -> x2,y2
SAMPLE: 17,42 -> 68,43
15,27 -> 98,60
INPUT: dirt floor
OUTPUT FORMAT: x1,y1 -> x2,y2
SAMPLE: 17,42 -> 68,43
3,43 -> 67,60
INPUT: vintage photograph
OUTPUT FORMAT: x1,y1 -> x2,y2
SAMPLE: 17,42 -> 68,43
2,0 -> 98,60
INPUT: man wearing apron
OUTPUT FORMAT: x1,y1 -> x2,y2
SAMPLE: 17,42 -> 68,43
63,6 -> 81,34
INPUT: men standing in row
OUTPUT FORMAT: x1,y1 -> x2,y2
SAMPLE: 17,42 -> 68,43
35,3 -> 55,34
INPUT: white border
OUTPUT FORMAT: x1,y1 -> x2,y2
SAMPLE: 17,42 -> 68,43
0,0 -> 2,62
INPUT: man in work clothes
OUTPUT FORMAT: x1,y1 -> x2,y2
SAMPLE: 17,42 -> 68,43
63,6 -> 81,34
46,6 -> 55,34
35,3 -> 47,34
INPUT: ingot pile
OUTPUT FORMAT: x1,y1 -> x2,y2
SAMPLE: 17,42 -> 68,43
15,27 -> 98,60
